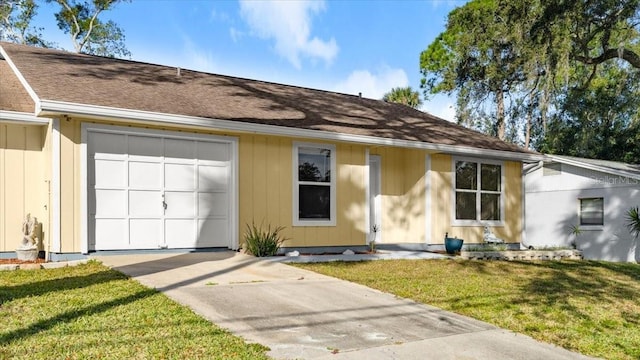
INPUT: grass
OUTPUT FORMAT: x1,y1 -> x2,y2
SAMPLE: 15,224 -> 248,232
294,259 -> 640,360
0,261 -> 269,359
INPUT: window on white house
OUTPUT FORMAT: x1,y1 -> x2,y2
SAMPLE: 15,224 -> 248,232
455,160 -> 502,222
580,198 -> 604,226
294,143 -> 336,226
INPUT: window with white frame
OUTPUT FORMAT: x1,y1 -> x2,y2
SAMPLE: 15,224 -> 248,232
579,198 -> 604,226
293,143 -> 336,226
454,160 -> 503,223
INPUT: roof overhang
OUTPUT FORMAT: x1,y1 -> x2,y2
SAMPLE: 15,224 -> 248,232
548,155 -> 640,181
0,110 -> 49,125
37,99 -> 544,162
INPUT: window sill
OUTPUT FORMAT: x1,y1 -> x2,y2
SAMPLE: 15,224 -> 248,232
579,225 -> 604,231
293,219 -> 336,227
452,220 -> 504,227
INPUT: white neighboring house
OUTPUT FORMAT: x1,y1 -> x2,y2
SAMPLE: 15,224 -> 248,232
525,155 -> 640,262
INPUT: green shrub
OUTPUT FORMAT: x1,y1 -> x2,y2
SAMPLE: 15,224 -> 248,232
627,206 -> 640,239
243,222 -> 287,257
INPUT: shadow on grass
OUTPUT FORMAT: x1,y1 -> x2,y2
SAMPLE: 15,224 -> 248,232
515,260 -> 640,303
0,288 -> 157,345
0,268 -> 127,305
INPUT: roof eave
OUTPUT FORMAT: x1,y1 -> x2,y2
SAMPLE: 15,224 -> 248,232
0,110 -> 49,125
548,155 -> 640,181
37,99 -> 544,162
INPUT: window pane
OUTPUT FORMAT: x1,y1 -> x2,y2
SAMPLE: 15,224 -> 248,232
481,164 -> 501,191
481,193 -> 500,220
455,161 -> 477,190
580,198 -> 603,225
298,147 -> 331,182
299,185 -> 330,219
456,192 -> 476,220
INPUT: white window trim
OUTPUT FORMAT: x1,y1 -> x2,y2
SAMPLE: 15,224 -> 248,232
578,197 -> 604,229
451,157 -> 505,227
292,142 -> 337,226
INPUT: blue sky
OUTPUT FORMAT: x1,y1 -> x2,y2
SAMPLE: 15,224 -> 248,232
33,0 -> 463,120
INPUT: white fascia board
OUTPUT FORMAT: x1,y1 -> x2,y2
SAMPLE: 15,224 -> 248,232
37,99 -> 545,162
0,46 -> 41,110
548,155 -> 640,181
0,110 -> 48,124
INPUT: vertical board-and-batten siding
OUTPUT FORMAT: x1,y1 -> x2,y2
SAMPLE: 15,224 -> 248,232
430,153 -> 522,244
0,123 -> 48,251
370,147 -> 426,244
55,117 -> 524,252
238,134 -> 367,247
60,118 -> 82,252
59,119 -> 368,251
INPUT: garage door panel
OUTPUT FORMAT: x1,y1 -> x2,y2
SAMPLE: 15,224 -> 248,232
129,191 -> 162,217
128,135 -> 163,158
129,161 -> 162,189
94,219 -> 127,250
90,132 -> 126,155
198,165 -> 228,190
130,219 -> 162,249
198,219 -> 228,247
90,129 -> 232,251
165,163 -> 195,190
165,219 -> 196,248
198,141 -> 229,161
165,138 -> 195,160
94,189 -> 126,216
94,159 -> 126,187
199,192 -> 228,218
165,191 -> 195,217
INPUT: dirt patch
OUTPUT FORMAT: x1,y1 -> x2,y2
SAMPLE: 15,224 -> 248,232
0,258 -> 47,265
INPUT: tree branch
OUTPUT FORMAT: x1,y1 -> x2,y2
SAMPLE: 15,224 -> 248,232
57,0 -> 82,52
573,47 -> 640,69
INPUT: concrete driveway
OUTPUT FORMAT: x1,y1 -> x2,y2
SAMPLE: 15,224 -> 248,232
94,251 -> 594,360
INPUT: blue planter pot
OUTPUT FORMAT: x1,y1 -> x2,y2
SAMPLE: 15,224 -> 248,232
445,237 -> 464,254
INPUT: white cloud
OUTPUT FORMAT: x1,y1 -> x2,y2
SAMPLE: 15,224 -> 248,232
210,8 -> 231,23
422,95 -> 456,122
239,0 -> 338,69
333,66 -> 409,100
181,36 -> 218,73
229,27 -> 243,42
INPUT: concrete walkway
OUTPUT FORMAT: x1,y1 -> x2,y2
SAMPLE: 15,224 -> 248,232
93,251 -> 595,360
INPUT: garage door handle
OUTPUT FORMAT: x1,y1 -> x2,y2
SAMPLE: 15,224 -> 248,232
162,201 -> 168,210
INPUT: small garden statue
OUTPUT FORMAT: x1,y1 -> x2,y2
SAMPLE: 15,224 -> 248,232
483,226 -> 504,244
16,213 -> 40,261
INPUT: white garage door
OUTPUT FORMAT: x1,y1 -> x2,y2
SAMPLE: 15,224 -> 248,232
88,129 -> 232,250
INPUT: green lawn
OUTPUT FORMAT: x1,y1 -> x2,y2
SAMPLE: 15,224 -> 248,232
0,261 -> 269,360
295,259 -> 640,360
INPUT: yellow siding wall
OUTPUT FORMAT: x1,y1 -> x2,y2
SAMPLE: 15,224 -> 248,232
55,117 -> 523,251
238,135 -> 367,247
58,119 -> 368,251
371,147 -> 426,244
59,118 -> 82,252
430,154 -> 522,244
431,153 -> 452,243
0,123 -> 49,252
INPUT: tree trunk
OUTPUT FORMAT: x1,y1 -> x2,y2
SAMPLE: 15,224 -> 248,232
525,111 -> 531,149
496,88 -> 506,140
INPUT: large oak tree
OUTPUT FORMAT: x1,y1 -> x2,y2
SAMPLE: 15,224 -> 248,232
420,0 -> 640,160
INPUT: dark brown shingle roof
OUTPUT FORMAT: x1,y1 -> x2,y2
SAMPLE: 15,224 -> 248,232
0,42 -> 534,155
0,55 -> 35,113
